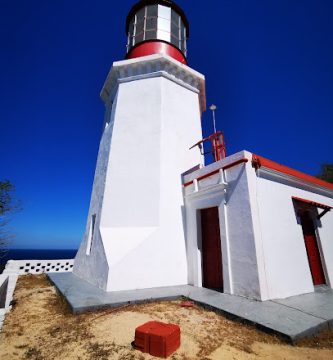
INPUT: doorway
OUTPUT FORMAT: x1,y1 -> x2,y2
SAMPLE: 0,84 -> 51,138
200,207 -> 223,292
300,211 -> 326,286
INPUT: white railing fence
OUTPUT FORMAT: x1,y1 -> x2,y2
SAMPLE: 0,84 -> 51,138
0,258 -> 75,331
3,259 -> 74,275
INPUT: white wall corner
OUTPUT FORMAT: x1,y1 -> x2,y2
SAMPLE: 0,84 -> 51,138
244,156 -> 270,301
73,227 -> 109,290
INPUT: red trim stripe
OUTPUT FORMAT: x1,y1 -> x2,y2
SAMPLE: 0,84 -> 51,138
252,154 -> 333,191
126,41 -> 187,64
183,158 -> 248,187
292,197 -> 332,210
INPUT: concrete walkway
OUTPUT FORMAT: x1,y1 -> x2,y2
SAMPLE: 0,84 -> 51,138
48,273 -> 333,342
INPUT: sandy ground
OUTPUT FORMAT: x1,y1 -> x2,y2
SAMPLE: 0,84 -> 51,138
0,275 -> 332,360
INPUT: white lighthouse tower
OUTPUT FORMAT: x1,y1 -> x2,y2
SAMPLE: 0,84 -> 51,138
73,0 -> 206,291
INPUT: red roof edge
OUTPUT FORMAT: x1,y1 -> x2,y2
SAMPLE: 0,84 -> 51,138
292,197 -> 332,210
252,154 -> 333,191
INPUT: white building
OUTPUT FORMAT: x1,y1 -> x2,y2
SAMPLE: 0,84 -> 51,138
74,0 -> 333,301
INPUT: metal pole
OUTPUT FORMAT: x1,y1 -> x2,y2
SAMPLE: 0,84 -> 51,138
212,109 -> 217,133
209,104 -> 217,133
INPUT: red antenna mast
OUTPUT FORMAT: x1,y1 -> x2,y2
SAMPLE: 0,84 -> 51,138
190,104 -> 227,162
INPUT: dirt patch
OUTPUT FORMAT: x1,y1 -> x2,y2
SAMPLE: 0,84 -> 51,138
296,329 -> 333,349
0,275 -> 332,359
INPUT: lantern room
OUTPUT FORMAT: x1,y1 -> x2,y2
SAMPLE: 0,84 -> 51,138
125,0 -> 189,64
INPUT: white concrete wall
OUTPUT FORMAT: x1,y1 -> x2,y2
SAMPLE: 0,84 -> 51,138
184,151 -> 262,300
226,157 -> 262,299
73,95 -> 116,289
183,150 -> 333,301
102,76 -> 203,291
254,171 -> 333,299
74,55 -> 205,291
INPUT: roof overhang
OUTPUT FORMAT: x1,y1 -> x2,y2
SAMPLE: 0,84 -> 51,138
292,196 -> 332,219
252,154 -> 333,198
292,196 -> 332,211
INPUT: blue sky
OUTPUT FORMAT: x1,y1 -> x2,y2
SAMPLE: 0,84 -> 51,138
1,0 -> 333,249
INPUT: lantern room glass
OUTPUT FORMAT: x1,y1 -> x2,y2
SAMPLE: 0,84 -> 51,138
127,4 -> 187,56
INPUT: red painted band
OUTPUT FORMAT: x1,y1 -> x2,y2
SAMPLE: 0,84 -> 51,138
222,158 -> 249,171
252,154 -> 333,191
292,197 -> 332,210
183,158 -> 248,187
127,41 -> 187,64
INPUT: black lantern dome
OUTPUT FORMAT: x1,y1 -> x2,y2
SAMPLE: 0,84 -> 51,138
125,0 -> 190,64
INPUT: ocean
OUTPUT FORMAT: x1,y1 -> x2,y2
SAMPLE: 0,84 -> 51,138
0,249 -> 77,274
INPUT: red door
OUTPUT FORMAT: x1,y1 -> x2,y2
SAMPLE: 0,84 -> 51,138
201,207 -> 223,291
300,212 -> 326,286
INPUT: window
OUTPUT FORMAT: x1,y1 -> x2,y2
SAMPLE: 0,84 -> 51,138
136,7 -> 145,22
181,23 -> 186,37
86,214 -> 96,255
158,17 -> 170,33
145,30 -> 157,40
136,20 -> 145,35
158,4 -> 171,20
146,17 -> 157,31
135,32 -> 144,43
129,20 -> 135,36
180,23 -> 187,54
171,10 -> 179,25
157,29 -> 171,42
147,4 -> 158,17
171,21 -> 179,38
127,4 -> 187,55
171,34 -> 179,48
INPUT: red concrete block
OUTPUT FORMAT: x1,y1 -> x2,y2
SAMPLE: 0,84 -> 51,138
134,321 -> 180,358
134,321 -> 155,353
149,323 -> 180,358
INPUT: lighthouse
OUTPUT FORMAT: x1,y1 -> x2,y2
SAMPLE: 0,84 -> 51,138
72,0 -> 333,301
73,0 -> 206,291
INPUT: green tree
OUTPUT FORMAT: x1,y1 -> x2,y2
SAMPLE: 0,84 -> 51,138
316,164 -> 333,184
0,180 -> 20,259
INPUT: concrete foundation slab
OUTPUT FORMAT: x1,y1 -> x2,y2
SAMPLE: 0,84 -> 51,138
48,273 -> 333,342
273,286 -> 333,322
48,272 -> 186,313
